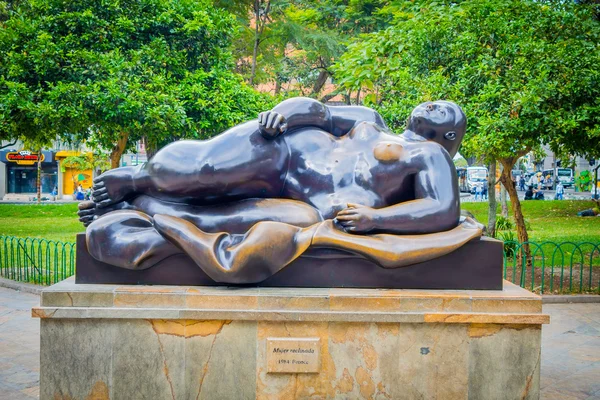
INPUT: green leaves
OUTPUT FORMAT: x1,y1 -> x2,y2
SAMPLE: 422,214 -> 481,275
0,0 -> 271,161
334,0 -> 600,161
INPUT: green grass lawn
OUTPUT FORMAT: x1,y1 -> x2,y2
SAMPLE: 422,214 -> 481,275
0,200 -> 598,244
0,203 -> 82,243
0,201 -> 598,291
460,199 -> 600,243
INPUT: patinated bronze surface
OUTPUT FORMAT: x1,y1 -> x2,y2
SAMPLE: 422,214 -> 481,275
77,97 -> 494,287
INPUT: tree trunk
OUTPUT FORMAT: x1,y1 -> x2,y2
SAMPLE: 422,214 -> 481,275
487,160 -> 497,237
274,79 -> 281,95
344,91 -> 351,105
355,88 -> 361,105
36,147 -> 42,204
110,132 -> 129,169
499,158 -> 531,269
310,70 -> 329,97
250,31 -> 259,86
500,183 -> 509,218
142,136 -> 158,161
249,0 -> 262,86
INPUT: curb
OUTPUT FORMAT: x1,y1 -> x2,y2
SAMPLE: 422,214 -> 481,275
0,277 -> 598,303
542,295 -> 600,304
0,277 -> 42,295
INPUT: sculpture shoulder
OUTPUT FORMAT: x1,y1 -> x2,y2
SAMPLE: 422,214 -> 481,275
284,127 -> 338,147
401,134 -> 452,159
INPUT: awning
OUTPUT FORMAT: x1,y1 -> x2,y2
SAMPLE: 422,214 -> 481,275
55,150 -> 82,159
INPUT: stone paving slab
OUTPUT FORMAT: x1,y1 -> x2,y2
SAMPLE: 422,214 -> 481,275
0,286 -> 40,399
0,285 -> 598,399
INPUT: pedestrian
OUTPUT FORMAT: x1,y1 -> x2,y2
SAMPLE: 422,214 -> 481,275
555,181 -> 564,200
76,184 -> 85,201
519,176 -> 525,191
482,179 -> 488,200
524,186 -> 534,200
475,183 -> 482,201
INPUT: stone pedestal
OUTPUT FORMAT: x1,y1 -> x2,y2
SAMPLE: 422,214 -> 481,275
33,279 -> 549,400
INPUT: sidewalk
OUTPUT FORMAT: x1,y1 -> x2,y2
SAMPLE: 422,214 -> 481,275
0,287 -> 40,399
541,303 -> 600,399
0,285 -> 598,399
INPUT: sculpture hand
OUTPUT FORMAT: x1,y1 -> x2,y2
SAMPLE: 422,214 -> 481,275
335,203 -> 380,234
258,111 -> 287,139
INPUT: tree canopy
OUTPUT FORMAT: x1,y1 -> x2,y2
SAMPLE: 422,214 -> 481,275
334,0 -> 600,161
0,0 -> 274,167
334,0 -> 600,252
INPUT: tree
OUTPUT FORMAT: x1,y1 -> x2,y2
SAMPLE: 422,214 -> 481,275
217,0 -> 393,97
61,152 -> 110,194
1,0 -> 273,169
334,0 -> 600,263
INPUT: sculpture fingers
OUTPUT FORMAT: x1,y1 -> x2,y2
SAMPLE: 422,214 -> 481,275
258,112 -> 266,125
336,209 -> 358,216
271,114 -> 284,130
266,111 -> 277,130
346,203 -> 364,209
335,214 -> 357,221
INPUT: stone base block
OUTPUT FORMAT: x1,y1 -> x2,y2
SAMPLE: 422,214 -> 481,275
75,233 -> 504,290
33,279 -> 548,399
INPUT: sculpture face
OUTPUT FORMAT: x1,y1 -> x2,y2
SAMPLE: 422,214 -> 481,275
408,101 -> 466,157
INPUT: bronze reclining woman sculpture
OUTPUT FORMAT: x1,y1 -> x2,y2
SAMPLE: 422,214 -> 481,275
77,97 -> 483,284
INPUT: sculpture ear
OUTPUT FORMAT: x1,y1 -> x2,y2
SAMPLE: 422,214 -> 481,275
444,131 -> 457,141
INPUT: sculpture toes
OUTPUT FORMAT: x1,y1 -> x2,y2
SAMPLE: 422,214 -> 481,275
93,187 -> 107,196
97,199 -> 114,208
78,200 -> 96,211
93,193 -> 109,202
78,209 -> 96,217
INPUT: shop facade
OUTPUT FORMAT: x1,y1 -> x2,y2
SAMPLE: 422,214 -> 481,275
0,150 -> 57,199
54,151 -> 94,199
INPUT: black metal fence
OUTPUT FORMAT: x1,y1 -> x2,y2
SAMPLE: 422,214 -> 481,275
1,235 -> 598,294
0,236 -> 75,285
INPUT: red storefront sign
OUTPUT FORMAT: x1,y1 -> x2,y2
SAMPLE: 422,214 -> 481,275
6,151 -> 45,165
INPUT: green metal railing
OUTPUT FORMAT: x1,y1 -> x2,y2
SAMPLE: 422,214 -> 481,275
503,241 -> 600,294
0,236 -> 75,285
0,235 -> 598,293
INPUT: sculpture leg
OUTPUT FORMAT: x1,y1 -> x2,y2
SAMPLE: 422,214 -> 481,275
93,121 -> 291,207
85,198 -> 323,272
129,195 -> 323,234
86,210 -> 182,270
153,215 -> 319,284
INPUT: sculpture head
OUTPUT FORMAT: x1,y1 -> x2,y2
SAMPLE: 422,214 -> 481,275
407,101 -> 466,157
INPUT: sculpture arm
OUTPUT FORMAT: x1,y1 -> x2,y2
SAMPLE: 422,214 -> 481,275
336,144 -> 459,235
261,97 -> 387,138
375,147 -> 459,234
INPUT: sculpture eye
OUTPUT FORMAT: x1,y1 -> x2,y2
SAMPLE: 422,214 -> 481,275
444,131 -> 456,141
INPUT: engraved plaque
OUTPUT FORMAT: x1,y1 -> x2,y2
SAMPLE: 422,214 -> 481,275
267,337 -> 320,373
